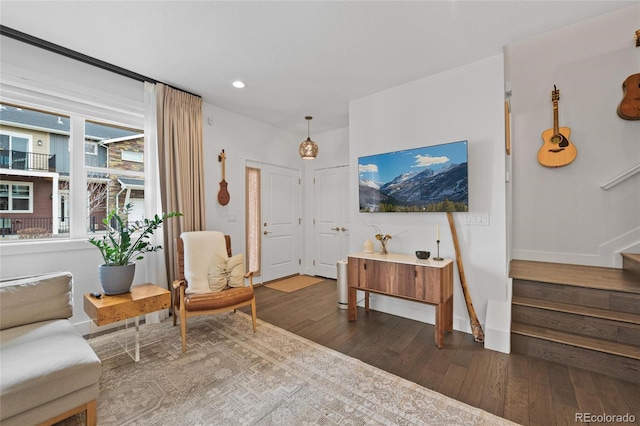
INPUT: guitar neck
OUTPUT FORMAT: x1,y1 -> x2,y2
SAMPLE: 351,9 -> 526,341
219,150 -> 226,180
553,101 -> 560,135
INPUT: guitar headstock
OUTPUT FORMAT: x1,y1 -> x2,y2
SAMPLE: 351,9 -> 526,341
635,29 -> 640,47
218,149 -> 226,162
551,85 -> 560,102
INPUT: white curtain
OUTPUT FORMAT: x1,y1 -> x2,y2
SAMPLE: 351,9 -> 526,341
143,81 -> 168,321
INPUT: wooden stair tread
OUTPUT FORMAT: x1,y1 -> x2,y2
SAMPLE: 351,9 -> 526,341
511,322 -> 640,360
510,259 -> 640,294
512,296 -> 640,325
622,252 -> 640,265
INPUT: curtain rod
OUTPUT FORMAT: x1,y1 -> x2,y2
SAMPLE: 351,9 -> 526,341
0,25 -> 201,99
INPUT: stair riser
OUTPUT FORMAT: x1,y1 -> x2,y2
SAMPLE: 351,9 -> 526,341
512,305 -> 640,346
513,279 -> 640,315
511,333 -> 640,385
623,256 -> 640,277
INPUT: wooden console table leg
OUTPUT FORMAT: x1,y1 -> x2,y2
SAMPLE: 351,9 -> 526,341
364,291 -> 370,312
435,303 -> 444,348
348,286 -> 357,321
445,295 -> 453,332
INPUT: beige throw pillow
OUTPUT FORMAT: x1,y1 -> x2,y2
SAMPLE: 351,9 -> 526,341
207,253 -> 245,291
227,253 -> 245,287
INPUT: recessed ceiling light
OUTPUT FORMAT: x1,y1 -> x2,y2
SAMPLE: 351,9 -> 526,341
232,80 -> 246,89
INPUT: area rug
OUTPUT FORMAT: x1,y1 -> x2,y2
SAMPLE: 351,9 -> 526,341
264,274 -> 325,293
63,312 -> 515,426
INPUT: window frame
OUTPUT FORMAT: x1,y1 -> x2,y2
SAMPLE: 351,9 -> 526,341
0,180 -> 33,213
0,84 -> 147,244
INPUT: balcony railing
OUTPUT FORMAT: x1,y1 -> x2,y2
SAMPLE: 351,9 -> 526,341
0,150 -> 56,172
0,216 -> 113,238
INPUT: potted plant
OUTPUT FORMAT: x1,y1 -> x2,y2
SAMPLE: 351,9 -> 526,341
89,203 -> 182,295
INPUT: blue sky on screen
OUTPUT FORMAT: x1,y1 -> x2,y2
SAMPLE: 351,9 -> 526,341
358,140 -> 467,184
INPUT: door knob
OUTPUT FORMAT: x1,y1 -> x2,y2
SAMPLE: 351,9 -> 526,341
341,227 -> 348,232
264,231 -> 272,235
331,227 -> 340,231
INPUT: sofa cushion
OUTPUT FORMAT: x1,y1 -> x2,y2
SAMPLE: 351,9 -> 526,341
0,272 -> 73,330
0,319 -> 102,421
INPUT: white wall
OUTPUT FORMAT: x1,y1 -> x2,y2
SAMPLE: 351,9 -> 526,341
202,107 -> 350,279
349,55 -> 508,336
508,4 -> 640,267
201,103 -> 300,260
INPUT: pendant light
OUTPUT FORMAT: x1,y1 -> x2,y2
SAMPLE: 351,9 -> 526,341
299,116 -> 318,160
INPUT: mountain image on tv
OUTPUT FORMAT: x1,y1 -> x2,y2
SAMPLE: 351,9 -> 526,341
358,140 -> 468,213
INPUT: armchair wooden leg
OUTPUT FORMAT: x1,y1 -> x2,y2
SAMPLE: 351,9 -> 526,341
250,298 -> 257,333
180,308 -> 187,353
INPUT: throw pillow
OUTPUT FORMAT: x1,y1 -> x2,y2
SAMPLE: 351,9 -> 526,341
227,253 -> 245,287
207,254 -> 229,292
207,253 -> 245,291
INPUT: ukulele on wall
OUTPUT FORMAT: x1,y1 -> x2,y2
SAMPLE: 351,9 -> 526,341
537,85 -> 577,168
617,29 -> 640,120
217,149 -> 230,206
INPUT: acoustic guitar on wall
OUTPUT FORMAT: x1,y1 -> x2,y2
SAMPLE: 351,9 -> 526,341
217,149 -> 230,206
617,29 -> 640,121
537,85 -> 577,168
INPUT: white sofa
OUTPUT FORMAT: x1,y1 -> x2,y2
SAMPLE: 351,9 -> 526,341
0,272 -> 102,426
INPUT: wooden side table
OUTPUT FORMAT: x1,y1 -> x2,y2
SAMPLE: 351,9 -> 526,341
84,283 -> 171,361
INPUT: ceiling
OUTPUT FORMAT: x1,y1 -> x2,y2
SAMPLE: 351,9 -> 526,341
0,1 -> 636,136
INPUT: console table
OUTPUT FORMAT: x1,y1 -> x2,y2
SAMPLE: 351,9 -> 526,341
83,283 -> 170,361
347,252 -> 454,348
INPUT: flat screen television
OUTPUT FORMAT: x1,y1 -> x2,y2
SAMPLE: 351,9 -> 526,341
358,140 -> 468,213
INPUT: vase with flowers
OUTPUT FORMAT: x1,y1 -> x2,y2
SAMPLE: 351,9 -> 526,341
375,233 -> 392,255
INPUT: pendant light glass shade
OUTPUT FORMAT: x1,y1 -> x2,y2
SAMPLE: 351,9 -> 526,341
299,116 -> 318,160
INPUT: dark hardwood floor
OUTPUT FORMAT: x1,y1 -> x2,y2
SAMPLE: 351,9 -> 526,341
240,279 -> 640,426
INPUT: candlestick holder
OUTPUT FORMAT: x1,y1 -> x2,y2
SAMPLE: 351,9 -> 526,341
433,240 -> 444,261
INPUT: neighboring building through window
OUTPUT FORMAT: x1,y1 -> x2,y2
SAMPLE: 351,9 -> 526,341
0,103 -> 145,241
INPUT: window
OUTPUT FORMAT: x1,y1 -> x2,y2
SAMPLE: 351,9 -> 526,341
84,141 -> 98,155
121,150 -> 143,163
0,102 -> 145,242
85,121 -> 145,233
245,167 -> 261,275
0,181 -> 33,212
0,131 -> 32,170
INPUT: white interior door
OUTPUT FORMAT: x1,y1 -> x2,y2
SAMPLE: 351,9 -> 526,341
261,164 -> 301,282
313,166 -> 350,279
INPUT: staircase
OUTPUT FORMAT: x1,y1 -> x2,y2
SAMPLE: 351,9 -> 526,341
510,253 -> 640,384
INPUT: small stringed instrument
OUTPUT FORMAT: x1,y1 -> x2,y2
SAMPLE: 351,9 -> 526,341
217,149 -> 230,206
538,85 -> 577,168
617,30 -> 640,121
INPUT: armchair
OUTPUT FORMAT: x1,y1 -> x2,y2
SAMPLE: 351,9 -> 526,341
172,231 -> 256,352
